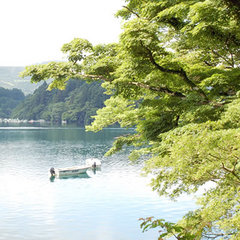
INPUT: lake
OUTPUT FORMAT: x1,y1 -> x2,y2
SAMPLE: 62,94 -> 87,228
0,127 -> 195,240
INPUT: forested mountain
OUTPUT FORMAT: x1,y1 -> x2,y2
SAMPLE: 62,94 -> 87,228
0,66 -> 41,94
12,79 -> 109,126
0,87 -> 25,118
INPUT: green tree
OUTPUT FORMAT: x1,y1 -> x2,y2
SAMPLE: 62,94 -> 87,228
48,102 -> 66,123
20,0 -> 240,239
0,87 -> 25,118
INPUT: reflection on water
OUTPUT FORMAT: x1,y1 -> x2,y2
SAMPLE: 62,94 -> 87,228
51,172 -> 92,181
0,127 -> 195,240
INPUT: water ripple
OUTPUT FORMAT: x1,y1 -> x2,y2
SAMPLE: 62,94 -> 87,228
0,128 -> 195,240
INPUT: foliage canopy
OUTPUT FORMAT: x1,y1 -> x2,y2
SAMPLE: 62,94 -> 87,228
21,0 -> 240,239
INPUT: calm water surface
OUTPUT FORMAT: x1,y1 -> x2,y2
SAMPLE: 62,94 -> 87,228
0,127 -> 195,240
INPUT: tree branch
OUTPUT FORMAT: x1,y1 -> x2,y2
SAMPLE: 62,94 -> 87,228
204,60 -> 215,67
206,170 -> 220,182
221,162 -> 240,183
212,50 -> 234,67
130,81 -> 186,97
202,233 -> 225,239
123,6 -> 140,18
78,72 -> 186,98
140,42 -> 208,100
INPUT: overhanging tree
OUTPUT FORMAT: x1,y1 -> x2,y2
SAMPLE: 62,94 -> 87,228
21,0 -> 240,239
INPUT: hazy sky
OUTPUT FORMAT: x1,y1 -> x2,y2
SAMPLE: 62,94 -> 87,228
0,0 -> 124,66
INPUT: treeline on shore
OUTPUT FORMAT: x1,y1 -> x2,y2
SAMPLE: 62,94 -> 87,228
0,79 -> 109,127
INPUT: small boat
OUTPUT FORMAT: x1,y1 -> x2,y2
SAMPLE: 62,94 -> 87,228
50,165 -> 90,177
85,158 -> 102,169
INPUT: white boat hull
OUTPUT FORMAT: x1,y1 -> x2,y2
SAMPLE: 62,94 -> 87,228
56,166 -> 90,176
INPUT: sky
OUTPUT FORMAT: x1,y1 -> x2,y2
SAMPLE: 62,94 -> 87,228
0,0 -> 124,66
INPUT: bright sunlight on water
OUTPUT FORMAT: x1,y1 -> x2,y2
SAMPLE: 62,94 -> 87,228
0,127 -> 195,240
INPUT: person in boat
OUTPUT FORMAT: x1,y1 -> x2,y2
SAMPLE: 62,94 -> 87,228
92,162 -> 97,169
50,167 -> 56,176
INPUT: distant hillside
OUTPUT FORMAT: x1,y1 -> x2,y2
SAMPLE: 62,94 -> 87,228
0,66 -> 41,94
0,87 -> 25,118
12,79 -> 109,126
